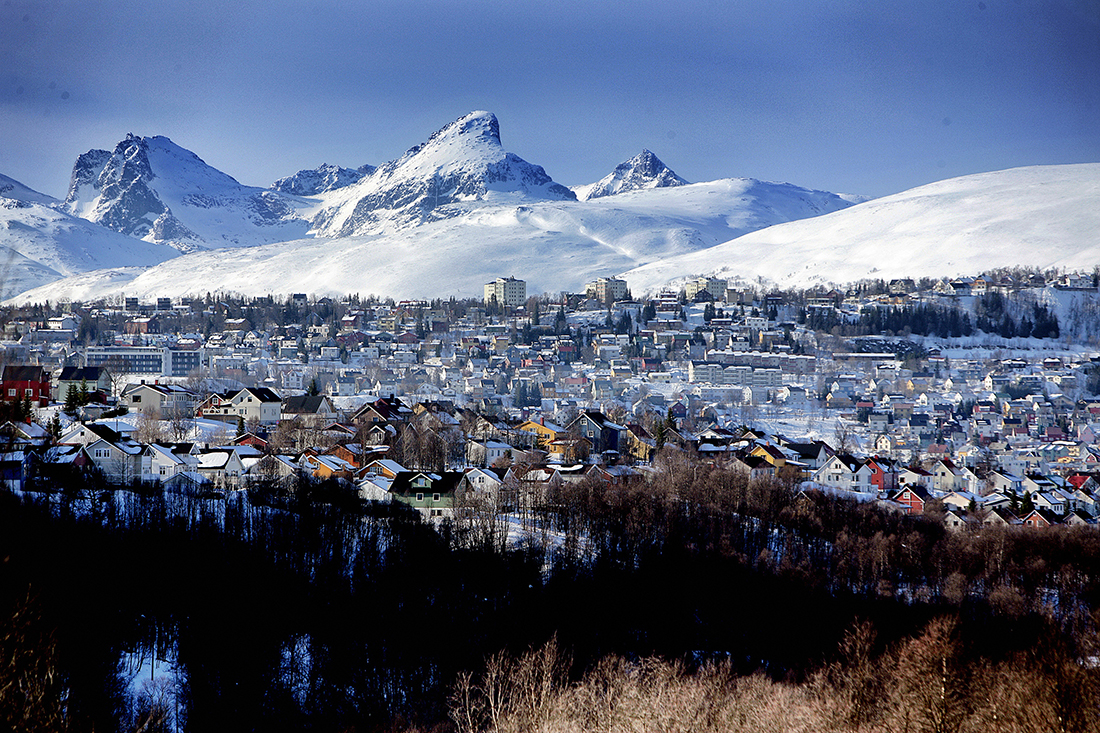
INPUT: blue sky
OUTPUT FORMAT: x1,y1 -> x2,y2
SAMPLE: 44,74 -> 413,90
1,0 -> 1097,199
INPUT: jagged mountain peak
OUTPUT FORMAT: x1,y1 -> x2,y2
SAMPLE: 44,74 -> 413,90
577,149 -> 689,201
271,162 -> 375,196
424,110 -> 501,147
312,110 -> 576,236
61,132 -> 312,249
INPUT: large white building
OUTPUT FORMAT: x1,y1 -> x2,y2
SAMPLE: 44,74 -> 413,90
585,277 -> 629,303
484,276 -> 527,307
684,277 -> 728,301
84,346 -> 204,378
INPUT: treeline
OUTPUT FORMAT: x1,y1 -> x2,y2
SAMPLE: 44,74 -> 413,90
542,459 -> 1100,621
804,302 -> 975,338
5,458 -> 1100,731
448,618 -> 1100,733
802,297 -> 1060,340
975,291 -> 1060,339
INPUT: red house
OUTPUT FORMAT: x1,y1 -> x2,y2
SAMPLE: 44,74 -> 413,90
861,457 -> 899,493
891,485 -> 929,515
1,365 -> 51,408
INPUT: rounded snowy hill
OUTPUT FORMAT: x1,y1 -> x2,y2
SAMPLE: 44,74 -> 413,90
622,163 -> 1100,293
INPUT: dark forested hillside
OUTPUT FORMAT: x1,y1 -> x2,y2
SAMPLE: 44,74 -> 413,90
3,462 -> 1100,731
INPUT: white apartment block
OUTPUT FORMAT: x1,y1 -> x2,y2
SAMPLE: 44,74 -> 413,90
586,276 -> 629,303
484,276 -> 527,307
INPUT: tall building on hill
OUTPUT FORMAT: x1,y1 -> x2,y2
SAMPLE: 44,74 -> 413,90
585,276 -> 629,303
484,276 -> 526,307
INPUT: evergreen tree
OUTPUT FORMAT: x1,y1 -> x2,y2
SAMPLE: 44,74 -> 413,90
654,420 -> 666,451
555,306 -> 568,335
614,311 -> 632,334
47,411 -> 62,440
236,415 -> 246,439
64,384 -> 80,417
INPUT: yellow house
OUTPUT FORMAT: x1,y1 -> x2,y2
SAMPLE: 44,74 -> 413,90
748,443 -> 809,480
516,419 -> 563,448
621,425 -> 656,464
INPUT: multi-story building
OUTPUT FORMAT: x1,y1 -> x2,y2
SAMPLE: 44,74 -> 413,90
585,276 -> 629,303
483,276 -> 526,308
84,346 -> 204,378
684,277 -> 728,301
1,365 -> 51,408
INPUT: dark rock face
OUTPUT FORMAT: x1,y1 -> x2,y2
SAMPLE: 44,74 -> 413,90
61,134 -> 311,246
65,135 -> 167,238
65,148 -> 113,202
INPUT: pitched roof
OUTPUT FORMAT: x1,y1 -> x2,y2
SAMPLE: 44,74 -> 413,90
238,386 -> 281,402
283,395 -> 332,414
389,471 -> 464,497
58,366 -> 105,382
2,365 -> 48,382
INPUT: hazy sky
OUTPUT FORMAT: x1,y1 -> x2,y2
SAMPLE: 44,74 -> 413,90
1,0 -> 1097,200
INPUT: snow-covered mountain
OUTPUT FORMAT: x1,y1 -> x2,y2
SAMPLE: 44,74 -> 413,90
270,163 -> 375,196
0,173 -> 179,298
573,149 -> 688,201
0,172 -> 58,206
3,110 -> 900,303
622,163 -> 1100,294
63,134 -> 313,250
311,111 -> 577,236
10,175 -> 858,303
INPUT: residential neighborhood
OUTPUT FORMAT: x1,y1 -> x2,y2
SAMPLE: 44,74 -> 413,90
3,271 -> 1100,530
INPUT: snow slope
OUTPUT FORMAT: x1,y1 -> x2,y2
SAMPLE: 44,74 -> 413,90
63,134 -> 314,249
0,174 -> 180,297
8,176 -> 858,302
622,164 -> 1100,294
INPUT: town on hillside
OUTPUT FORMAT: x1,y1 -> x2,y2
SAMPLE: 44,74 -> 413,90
3,268 -> 1100,533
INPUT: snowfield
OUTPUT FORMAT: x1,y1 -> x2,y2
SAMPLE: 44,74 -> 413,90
623,163 -> 1100,294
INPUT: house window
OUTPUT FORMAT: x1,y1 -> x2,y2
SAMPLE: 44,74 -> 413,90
6,389 -> 14,397
160,466 -> 168,475
24,389 -> 33,397
133,396 -> 142,403
416,493 -> 424,501
433,493 -> 440,502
